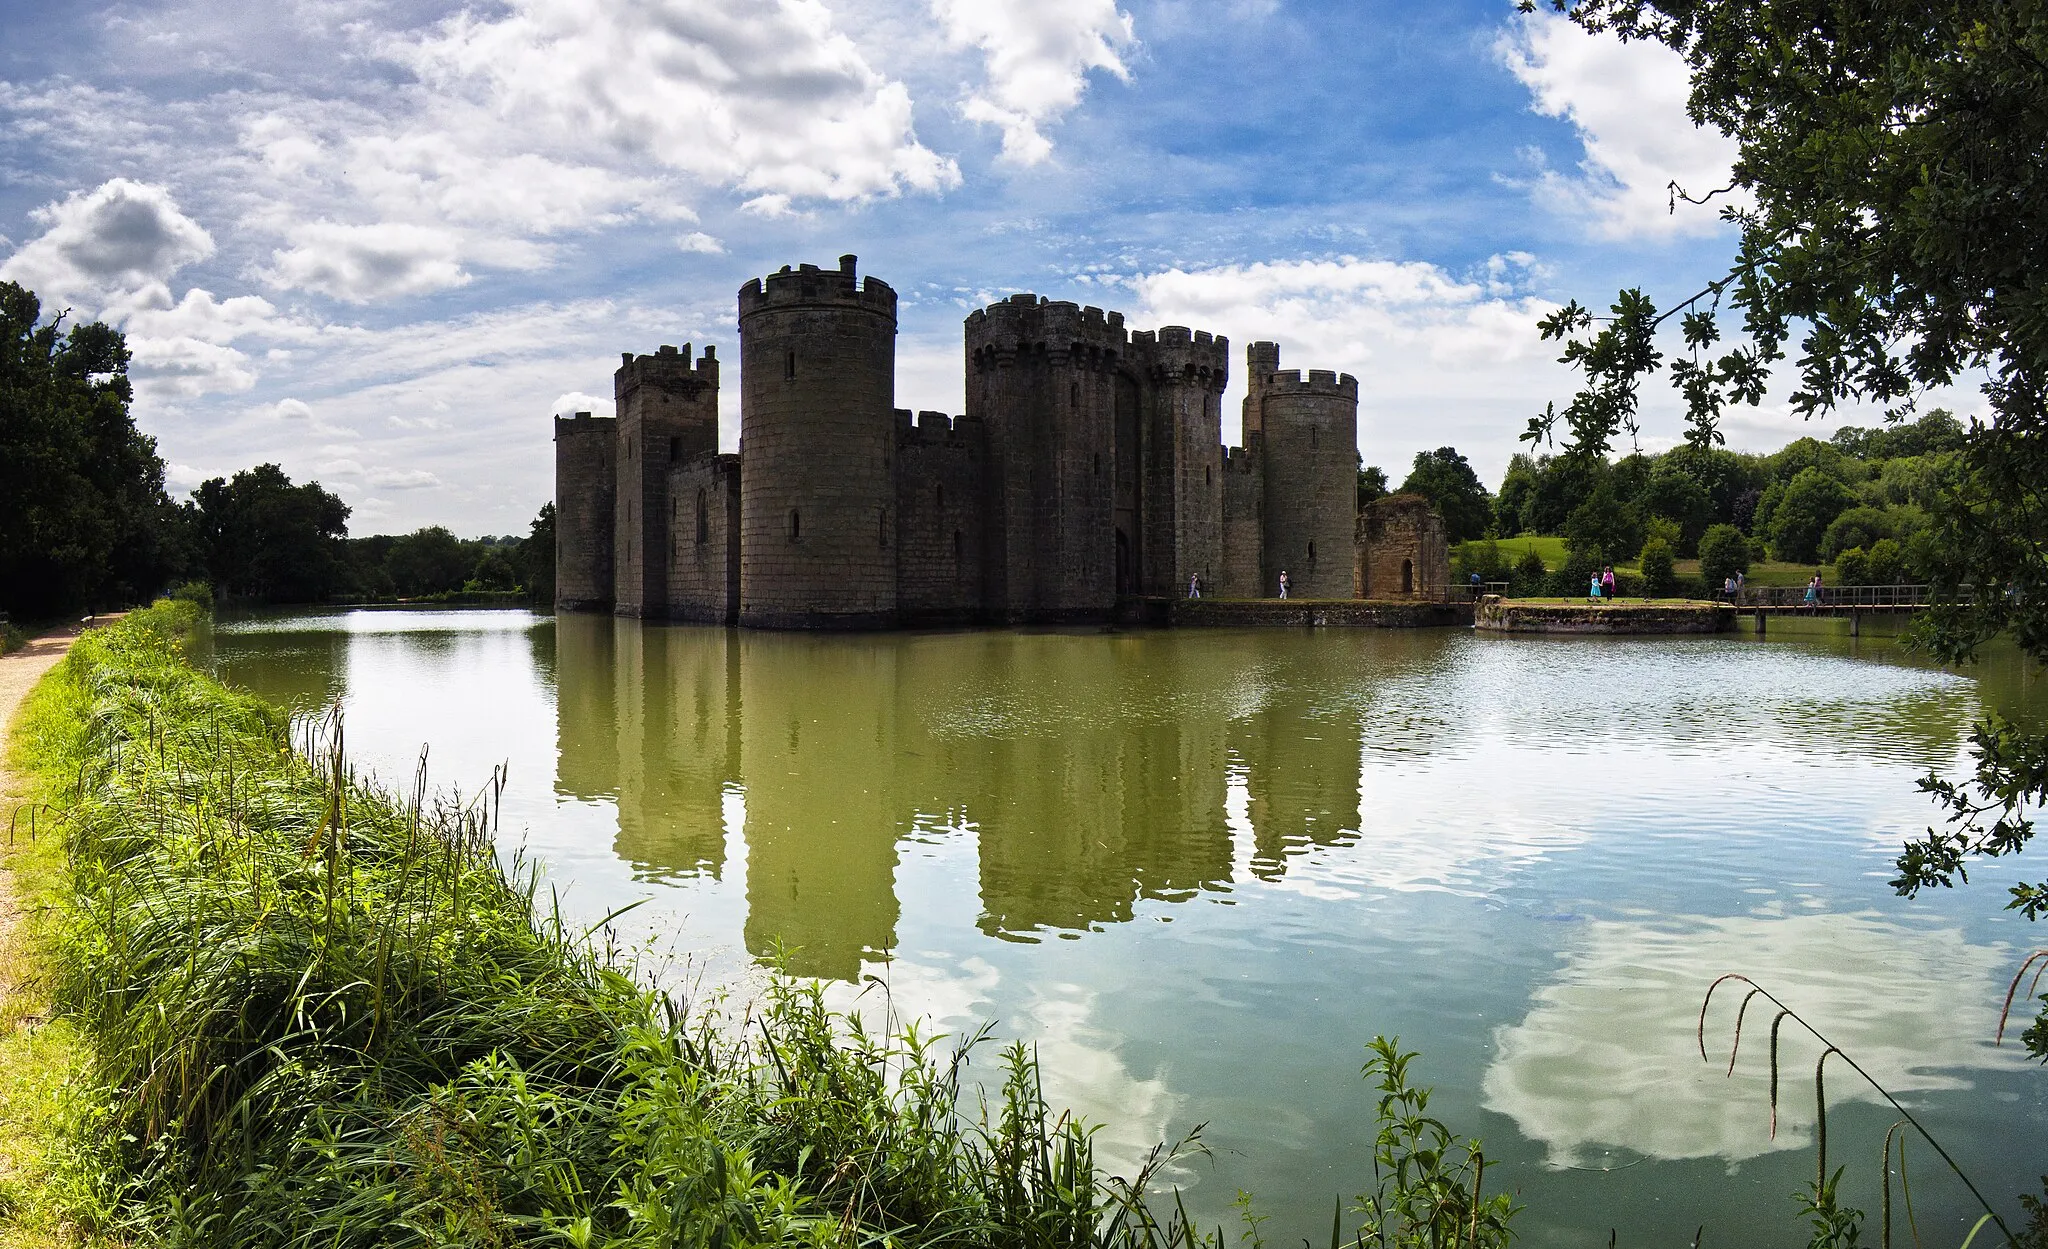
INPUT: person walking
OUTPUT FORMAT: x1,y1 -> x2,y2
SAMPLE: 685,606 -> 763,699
1601,564 -> 1616,601
1278,570 -> 1290,599
1188,573 -> 1201,600
1589,572 -> 1603,602
1804,573 -> 1821,607
1723,574 -> 1737,602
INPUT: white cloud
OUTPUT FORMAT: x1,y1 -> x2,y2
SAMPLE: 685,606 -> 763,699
0,179 -> 213,304
551,390 -> 612,417
265,221 -> 473,303
273,398 -> 313,420
677,231 -> 725,254
393,0 -> 958,204
932,0 -> 1135,164
369,467 -> 442,490
1498,11 -> 1739,238
1130,254 -> 1568,483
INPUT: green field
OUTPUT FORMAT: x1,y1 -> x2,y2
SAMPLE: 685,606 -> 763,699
1474,535 -> 1832,586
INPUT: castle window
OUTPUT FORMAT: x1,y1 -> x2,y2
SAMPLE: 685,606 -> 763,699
1071,382 -> 1079,406
695,490 -> 708,544
1310,426 -> 1318,450
669,435 -> 681,462
790,509 -> 801,542
1093,452 -> 1101,477
879,506 -> 890,548
785,350 -> 796,380
1205,464 -> 1212,486
1308,540 -> 1317,562
936,484 -> 945,509
953,529 -> 962,562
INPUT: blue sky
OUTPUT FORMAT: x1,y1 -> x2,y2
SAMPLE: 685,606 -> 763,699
1,0 -> 1772,537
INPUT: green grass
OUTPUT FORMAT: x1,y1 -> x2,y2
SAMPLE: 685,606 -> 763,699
1482,535 -> 1567,570
15,602 -> 1511,1248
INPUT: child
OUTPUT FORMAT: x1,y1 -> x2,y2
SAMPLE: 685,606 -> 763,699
1589,573 -> 1604,602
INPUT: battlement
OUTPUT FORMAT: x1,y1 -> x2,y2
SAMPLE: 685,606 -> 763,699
965,294 -> 1129,366
1265,368 -> 1358,398
896,408 -> 985,448
1132,324 -> 1229,390
616,342 -> 719,397
554,410 -> 617,437
1223,442 -> 1260,472
738,254 -> 896,321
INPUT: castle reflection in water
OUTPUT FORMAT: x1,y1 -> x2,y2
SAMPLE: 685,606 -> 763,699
549,615 -> 1438,980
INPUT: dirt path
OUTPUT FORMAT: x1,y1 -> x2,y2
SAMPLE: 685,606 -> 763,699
0,619 -> 110,1003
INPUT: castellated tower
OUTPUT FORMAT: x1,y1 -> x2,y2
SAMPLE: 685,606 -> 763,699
1130,327 -> 1228,596
554,411 -> 617,612
738,256 -> 898,628
1244,342 -> 1358,599
614,343 -> 719,617
965,296 -> 1128,619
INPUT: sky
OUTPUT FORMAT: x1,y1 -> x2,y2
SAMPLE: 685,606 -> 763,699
0,0 -> 1803,538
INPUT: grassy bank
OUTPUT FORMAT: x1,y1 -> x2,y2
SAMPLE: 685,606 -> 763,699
10,602 -> 1205,1246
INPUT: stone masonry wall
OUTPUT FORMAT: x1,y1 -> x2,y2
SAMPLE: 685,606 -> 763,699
615,344 -> 719,618
965,296 -> 1125,620
895,411 -> 985,623
738,256 -> 899,628
1355,493 -> 1450,599
1133,327 -> 1227,597
1217,442 -> 1263,597
665,453 -> 741,624
1254,361 -> 1358,599
554,412 -> 616,612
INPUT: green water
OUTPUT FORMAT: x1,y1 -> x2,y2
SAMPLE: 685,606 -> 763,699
208,610 -> 2048,1246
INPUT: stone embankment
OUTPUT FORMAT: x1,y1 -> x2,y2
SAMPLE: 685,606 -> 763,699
1121,597 -> 1475,628
1473,595 -> 1735,635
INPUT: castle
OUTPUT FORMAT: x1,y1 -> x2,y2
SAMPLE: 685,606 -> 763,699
555,255 -> 1447,627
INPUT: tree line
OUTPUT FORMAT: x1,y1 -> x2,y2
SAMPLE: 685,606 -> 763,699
0,281 -> 553,620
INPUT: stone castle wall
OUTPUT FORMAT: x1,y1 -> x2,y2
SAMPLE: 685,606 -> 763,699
1248,348 -> 1358,600
666,453 -> 741,624
554,412 -> 616,612
1217,442 -> 1263,598
895,410 -> 986,624
614,344 -> 718,618
738,256 -> 898,628
1356,493 -> 1449,599
553,258 -> 1465,629
965,296 -> 1127,620
1132,327 -> 1228,597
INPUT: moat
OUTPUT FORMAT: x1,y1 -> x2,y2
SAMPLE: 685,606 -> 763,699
206,610 -> 2048,1247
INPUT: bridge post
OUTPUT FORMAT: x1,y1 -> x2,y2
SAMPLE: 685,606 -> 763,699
1849,608 -> 1859,637
1755,609 -> 1766,635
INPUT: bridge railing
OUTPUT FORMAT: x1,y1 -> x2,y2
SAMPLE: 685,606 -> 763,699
1733,583 -> 1931,609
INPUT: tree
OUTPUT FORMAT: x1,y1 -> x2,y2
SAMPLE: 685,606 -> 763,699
1523,0 -> 2048,1058
1638,537 -> 1676,596
521,503 -> 557,605
1561,478 -> 1638,566
1399,447 -> 1493,543
1764,468 -> 1852,564
194,465 -> 350,603
384,527 -> 473,597
1697,524 -> 1750,588
0,282 -> 189,616
1637,463 -> 1713,554
1818,507 -> 1894,564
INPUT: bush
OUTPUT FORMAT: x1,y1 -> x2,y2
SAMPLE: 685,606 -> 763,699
1639,538 -> 1676,596
1866,536 -> 1906,585
165,580 -> 214,612
1698,524 -> 1752,588
1510,548 -> 1549,595
1818,506 -> 1895,562
1833,546 -> 1873,586
1453,538 -> 1507,582
1767,467 -> 1856,562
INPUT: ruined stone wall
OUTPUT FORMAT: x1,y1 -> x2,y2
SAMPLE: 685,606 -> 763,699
1355,493 -> 1450,599
614,344 -> 719,618
738,256 -> 898,628
554,412 -> 616,612
1254,360 -> 1358,599
665,453 -> 741,625
965,296 -> 1125,620
894,410 -> 985,624
1132,327 -> 1227,597
1217,442 -> 1263,598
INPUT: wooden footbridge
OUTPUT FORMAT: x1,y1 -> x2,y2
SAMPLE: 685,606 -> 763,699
1735,584 -> 1930,634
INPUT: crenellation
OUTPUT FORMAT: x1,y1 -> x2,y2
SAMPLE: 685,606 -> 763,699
554,256 -> 1449,626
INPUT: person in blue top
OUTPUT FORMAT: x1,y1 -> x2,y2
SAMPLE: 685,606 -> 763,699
1589,573 -> 1604,602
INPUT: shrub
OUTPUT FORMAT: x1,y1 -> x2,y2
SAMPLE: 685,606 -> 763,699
1818,506 -> 1895,563
165,580 -> 214,612
1510,548 -> 1549,595
1698,524 -> 1751,588
1639,538 -> 1676,596
1866,537 -> 1906,586
1833,546 -> 1872,586
1453,538 -> 1507,582
1767,468 -> 1855,562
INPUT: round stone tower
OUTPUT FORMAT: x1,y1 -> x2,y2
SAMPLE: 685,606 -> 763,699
1251,351 -> 1358,599
738,255 -> 899,628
